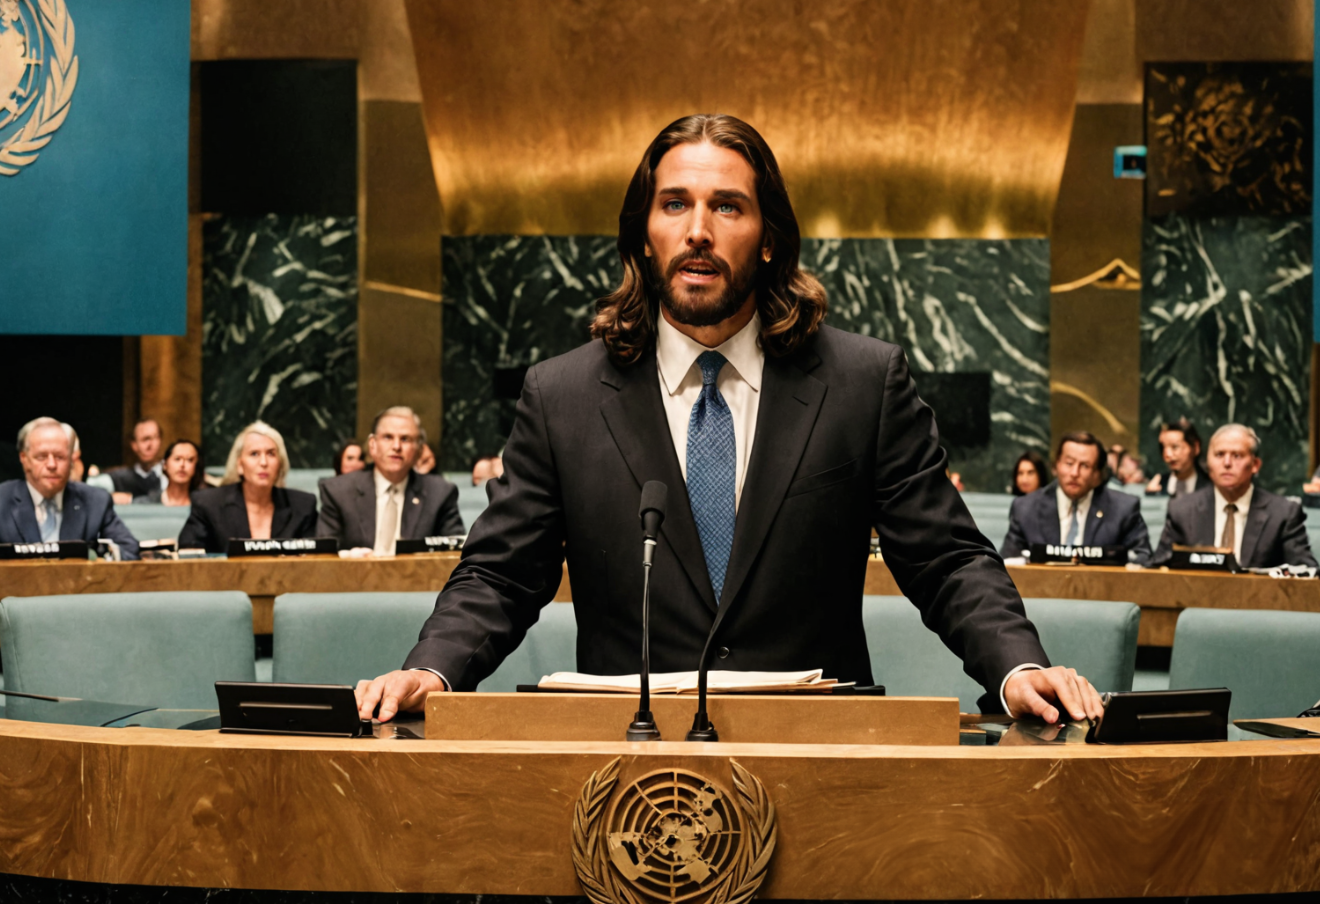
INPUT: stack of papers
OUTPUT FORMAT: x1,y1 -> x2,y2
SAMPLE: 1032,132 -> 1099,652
536,669 -> 852,694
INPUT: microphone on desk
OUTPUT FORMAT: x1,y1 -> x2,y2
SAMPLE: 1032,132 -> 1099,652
685,629 -> 720,742
626,481 -> 667,742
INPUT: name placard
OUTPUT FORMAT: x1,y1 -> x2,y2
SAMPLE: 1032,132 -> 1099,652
1169,546 -> 1239,573
1029,543 -> 1127,566
394,535 -> 466,555
0,540 -> 89,560
226,537 -> 339,558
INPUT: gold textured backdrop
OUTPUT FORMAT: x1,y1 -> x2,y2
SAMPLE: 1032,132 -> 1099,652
405,0 -> 1090,238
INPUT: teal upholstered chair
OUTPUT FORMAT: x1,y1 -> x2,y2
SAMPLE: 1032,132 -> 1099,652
863,595 -> 1140,711
1168,608 -> 1320,721
0,592 -> 255,710
478,602 -> 578,691
272,592 -> 439,686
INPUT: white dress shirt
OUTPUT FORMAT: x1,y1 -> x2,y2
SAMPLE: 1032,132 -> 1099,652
373,468 -> 406,550
655,311 -> 764,510
1056,486 -> 1093,544
1167,471 -> 1198,497
27,481 -> 63,537
1213,484 -> 1253,561
135,461 -> 167,490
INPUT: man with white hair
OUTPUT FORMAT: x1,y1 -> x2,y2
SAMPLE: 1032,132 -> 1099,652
0,417 -> 140,558
317,406 -> 464,554
1152,423 -> 1316,569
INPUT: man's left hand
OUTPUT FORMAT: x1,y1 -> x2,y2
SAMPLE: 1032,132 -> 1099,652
1004,666 -> 1104,724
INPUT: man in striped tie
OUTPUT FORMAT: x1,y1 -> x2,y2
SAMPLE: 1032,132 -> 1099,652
362,114 -> 1105,727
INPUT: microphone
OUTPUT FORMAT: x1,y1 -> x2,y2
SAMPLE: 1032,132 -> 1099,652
685,630 -> 720,742
626,481 -> 667,742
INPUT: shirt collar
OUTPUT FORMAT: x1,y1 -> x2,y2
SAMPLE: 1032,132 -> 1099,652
656,311 -> 764,397
134,461 -> 161,479
27,481 -> 64,512
1056,484 -> 1094,514
372,467 -> 405,496
1214,482 -> 1253,514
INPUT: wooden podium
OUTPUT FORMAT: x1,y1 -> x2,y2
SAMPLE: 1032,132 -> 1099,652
1,693 -> 1319,901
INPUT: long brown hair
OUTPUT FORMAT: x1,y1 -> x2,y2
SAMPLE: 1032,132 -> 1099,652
591,114 -> 827,365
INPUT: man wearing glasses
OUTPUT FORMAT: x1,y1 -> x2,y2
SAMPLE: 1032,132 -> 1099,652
317,406 -> 464,554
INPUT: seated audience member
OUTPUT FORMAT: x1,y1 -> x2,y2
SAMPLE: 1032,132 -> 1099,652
106,418 -> 166,504
415,441 -> 437,475
1146,418 -> 1208,497
154,440 -> 204,507
1011,450 -> 1047,496
334,440 -> 366,476
471,454 -> 505,487
1000,431 -> 1152,563
318,407 -> 464,553
178,421 -> 317,553
0,417 -> 139,559
1115,450 -> 1145,485
1152,424 -> 1317,569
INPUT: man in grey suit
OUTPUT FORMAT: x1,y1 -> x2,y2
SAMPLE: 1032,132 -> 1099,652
1153,424 -> 1316,569
317,407 -> 463,554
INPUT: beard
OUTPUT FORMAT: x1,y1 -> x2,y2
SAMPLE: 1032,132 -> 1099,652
652,247 -> 758,328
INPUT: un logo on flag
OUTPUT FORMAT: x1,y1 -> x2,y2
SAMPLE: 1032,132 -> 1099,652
0,0 -> 77,176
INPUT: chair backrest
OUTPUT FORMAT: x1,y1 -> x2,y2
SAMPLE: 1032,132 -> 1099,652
0,592 -> 255,710
283,468 -> 335,497
1168,607 -> 1320,721
863,595 -> 1140,711
478,602 -> 578,691
272,592 -> 439,685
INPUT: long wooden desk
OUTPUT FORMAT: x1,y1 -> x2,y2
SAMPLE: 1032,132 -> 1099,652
0,554 -> 1313,645
0,716 -> 1317,899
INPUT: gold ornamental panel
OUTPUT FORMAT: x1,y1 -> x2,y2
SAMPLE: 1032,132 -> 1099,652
404,0 -> 1089,239
574,758 -> 777,904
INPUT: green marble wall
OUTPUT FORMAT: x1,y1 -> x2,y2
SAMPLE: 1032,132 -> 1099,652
202,215 -> 359,469
441,236 -> 1051,491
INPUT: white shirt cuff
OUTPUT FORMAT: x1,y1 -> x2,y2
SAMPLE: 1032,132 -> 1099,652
999,663 -> 1045,715
410,667 -> 450,692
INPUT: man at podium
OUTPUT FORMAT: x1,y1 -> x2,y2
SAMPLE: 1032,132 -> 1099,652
358,114 -> 1104,725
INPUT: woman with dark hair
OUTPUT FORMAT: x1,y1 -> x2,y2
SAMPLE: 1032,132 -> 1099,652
1011,450 -> 1047,496
590,112 -> 828,364
157,439 -> 204,506
334,440 -> 365,476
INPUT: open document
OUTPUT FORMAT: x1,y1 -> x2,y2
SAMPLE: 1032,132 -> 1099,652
536,669 -> 853,694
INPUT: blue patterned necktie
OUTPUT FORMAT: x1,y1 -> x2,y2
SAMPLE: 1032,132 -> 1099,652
40,498 -> 58,542
1064,500 -> 1080,546
686,351 -> 736,603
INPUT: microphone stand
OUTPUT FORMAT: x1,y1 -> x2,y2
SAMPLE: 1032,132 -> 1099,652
685,629 -> 720,742
626,535 -> 662,742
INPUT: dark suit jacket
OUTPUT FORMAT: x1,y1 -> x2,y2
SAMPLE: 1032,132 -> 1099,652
1147,464 -> 1209,498
1000,481 -> 1152,563
1152,484 -> 1317,569
178,483 -> 318,554
107,465 -> 161,500
317,468 -> 464,549
403,327 -> 1049,712
0,479 -> 140,560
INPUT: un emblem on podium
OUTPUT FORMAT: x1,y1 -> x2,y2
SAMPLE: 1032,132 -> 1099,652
573,758 -> 777,904
0,0 -> 78,176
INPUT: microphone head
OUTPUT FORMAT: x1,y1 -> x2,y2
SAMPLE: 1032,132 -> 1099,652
639,480 -> 668,537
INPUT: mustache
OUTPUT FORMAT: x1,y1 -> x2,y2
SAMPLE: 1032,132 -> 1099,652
664,249 -> 732,282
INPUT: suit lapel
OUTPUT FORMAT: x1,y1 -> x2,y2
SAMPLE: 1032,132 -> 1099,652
224,486 -> 252,538
1083,488 -> 1105,544
1238,493 -> 1270,567
1041,486 -> 1062,544
60,486 -> 86,541
356,471 -> 378,543
1193,491 -> 1216,546
10,483 -> 40,543
401,472 -> 424,537
270,488 -> 293,537
718,351 -> 826,609
598,351 -> 717,612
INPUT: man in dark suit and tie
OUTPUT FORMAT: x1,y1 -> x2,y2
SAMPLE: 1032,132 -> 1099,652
1152,424 -> 1316,569
0,417 -> 139,559
357,113 -> 1104,725
1000,432 -> 1152,564
317,406 -> 464,553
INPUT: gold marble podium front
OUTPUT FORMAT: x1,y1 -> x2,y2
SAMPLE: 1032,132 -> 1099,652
1,693 -> 1318,899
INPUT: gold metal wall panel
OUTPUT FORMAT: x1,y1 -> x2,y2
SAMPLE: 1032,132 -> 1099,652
356,287 -> 443,452
1076,0 -> 1141,104
1136,0 -> 1314,62
405,0 -> 1089,238
362,101 -> 442,295
360,0 -> 423,102
192,0 -> 363,60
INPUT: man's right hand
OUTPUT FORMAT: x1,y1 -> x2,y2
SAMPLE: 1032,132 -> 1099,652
354,669 -> 446,722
